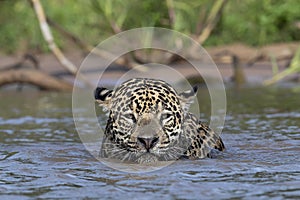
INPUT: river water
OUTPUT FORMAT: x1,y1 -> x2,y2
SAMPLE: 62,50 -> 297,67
0,86 -> 299,199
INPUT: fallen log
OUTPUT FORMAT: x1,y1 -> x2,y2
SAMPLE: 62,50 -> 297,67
0,69 -> 73,91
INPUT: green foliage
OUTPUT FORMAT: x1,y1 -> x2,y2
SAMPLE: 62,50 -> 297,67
0,0 -> 101,53
212,0 -> 300,46
0,1 -> 43,53
168,0 -> 207,33
0,0 -> 299,53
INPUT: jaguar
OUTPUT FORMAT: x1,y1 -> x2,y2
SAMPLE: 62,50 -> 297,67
95,78 -> 224,163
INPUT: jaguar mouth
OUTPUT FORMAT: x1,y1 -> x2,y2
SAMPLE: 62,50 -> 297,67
136,152 -> 159,164
101,137 -> 184,163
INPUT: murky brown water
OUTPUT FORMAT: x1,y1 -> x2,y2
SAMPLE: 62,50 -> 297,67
0,86 -> 299,199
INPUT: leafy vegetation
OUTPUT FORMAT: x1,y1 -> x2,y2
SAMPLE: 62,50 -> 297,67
0,0 -> 299,53
216,0 -> 300,46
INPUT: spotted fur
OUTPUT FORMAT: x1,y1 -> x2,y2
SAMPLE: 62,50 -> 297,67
95,78 -> 224,163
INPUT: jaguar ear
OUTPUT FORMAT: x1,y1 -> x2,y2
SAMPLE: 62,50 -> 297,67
94,87 -> 113,110
178,85 -> 198,112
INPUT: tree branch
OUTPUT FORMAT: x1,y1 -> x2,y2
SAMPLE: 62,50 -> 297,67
197,0 -> 227,44
0,69 -> 72,91
31,0 -> 92,87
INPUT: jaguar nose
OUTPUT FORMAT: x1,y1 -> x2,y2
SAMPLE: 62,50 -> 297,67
137,136 -> 159,151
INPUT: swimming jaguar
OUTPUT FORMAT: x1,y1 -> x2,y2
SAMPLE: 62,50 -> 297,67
95,78 -> 224,163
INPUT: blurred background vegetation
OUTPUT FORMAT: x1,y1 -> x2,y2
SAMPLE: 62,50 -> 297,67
0,0 -> 299,54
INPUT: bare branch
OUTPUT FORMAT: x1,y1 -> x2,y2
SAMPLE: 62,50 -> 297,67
31,0 -> 92,87
197,0 -> 227,44
47,16 -> 144,71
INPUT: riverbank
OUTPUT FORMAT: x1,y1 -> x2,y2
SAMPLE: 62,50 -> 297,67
0,42 -> 299,89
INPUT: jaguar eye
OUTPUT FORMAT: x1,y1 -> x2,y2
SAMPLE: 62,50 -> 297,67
161,113 -> 172,120
123,113 -> 136,122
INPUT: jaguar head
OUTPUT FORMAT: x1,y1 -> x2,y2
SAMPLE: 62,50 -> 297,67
95,78 -> 198,163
